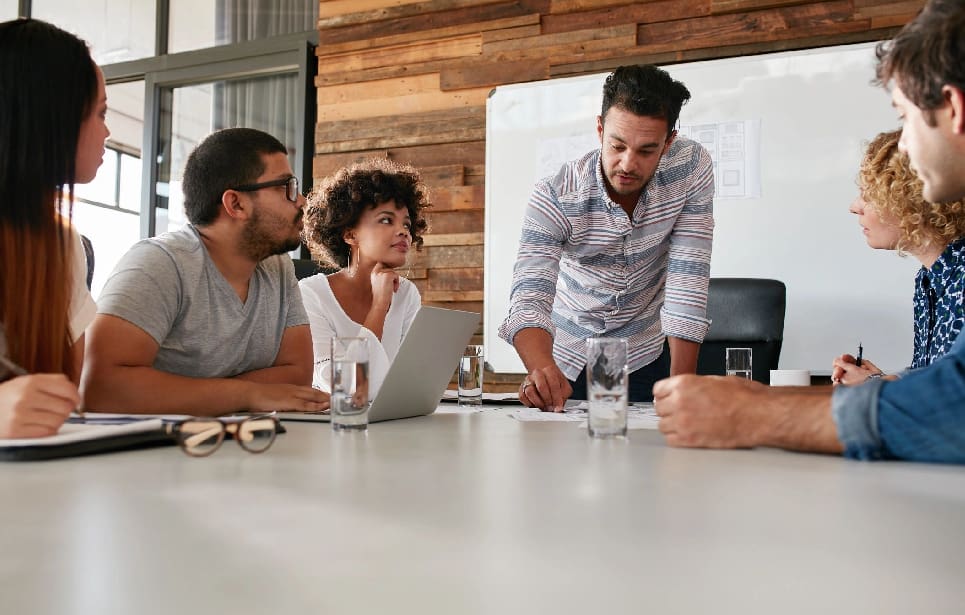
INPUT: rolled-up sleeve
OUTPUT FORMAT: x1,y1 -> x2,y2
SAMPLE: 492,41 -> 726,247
661,144 -> 715,343
832,338 -> 965,463
498,180 -> 569,345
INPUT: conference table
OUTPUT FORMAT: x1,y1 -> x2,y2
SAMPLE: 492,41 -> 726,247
2,406 -> 964,614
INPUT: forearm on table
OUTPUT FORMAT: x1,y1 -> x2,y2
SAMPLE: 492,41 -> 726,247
755,387 -> 843,454
83,367 -> 259,416
234,363 -> 311,386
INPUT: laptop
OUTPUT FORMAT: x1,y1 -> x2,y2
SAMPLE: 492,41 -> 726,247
278,306 -> 479,423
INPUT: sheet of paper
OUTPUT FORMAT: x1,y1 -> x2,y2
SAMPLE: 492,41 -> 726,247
0,419 -> 165,448
511,403 -> 660,430
441,390 -> 522,404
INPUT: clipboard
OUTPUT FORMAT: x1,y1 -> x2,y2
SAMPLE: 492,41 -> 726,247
0,419 -> 176,461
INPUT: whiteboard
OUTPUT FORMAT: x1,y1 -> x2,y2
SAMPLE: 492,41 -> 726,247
484,42 -> 917,375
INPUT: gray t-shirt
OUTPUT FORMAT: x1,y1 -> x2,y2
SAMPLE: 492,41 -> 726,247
97,225 -> 308,378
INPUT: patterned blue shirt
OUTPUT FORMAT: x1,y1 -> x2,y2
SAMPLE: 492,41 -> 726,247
498,139 -> 715,379
911,237 -> 965,368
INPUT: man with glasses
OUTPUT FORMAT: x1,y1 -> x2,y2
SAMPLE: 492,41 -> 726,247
654,0 -> 965,463
83,128 -> 329,416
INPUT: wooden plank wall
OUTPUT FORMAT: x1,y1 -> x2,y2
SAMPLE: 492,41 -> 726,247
314,0 -> 923,387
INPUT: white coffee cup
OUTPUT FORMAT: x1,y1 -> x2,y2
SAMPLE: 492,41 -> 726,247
769,369 -> 811,386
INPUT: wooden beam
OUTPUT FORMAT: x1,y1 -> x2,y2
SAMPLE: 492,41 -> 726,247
441,58 -> 549,90
319,14 -> 540,54
424,210 -> 485,235
542,0 -> 711,34
429,186 -> 485,212
319,0 -> 511,28
422,233 -> 484,246
635,1 -> 867,55
320,1 -> 549,45
317,35 -> 482,75
408,244 -> 485,268
317,86 -> 491,122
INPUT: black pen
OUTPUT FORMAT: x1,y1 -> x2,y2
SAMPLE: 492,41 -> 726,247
856,342 -> 863,367
0,354 -> 27,377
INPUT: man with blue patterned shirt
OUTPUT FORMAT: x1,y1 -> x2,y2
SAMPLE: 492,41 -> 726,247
654,0 -> 965,463
499,65 -> 715,410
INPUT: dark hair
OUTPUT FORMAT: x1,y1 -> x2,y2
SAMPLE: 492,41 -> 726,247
0,19 -> 97,375
0,19 -> 97,228
303,158 -> 431,268
601,65 -> 691,135
875,0 -> 965,116
181,127 -> 288,226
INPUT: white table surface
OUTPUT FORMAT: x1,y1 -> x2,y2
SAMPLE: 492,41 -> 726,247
2,408 -> 964,614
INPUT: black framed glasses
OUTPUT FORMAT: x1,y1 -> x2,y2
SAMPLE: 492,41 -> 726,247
168,414 -> 280,457
232,176 -> 300,203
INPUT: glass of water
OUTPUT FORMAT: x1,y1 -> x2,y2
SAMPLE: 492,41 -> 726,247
330,337 -> 369,431
725,347 -> 753,380
458,345 -> 484,407
586,337 -> 629,438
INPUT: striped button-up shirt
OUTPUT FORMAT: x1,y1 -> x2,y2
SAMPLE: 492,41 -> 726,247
498,139 -> 715,379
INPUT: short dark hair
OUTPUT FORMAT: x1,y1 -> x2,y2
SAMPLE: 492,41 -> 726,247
181,127 -> 288,226
876,0 -> 965,116
601,65 -> 691,135
303,158 -> 431,268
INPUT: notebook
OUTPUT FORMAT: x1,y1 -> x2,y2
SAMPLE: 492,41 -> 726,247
278,306 -> 480,423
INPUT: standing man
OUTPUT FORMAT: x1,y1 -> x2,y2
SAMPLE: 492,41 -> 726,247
82,128 -> 329,415
654,0 -> 965,463
499,64 -> 715,410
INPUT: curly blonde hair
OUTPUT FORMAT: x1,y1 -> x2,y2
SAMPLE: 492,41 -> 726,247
859,129 -> 965,254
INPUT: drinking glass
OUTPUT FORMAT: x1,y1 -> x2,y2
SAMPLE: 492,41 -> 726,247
458,345 -> 484,407
726,347 -> 753,380
586,337 -> 629,438
330,337 -> 370,431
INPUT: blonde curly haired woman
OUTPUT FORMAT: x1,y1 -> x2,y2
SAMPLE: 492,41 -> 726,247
833,129 -> 965,385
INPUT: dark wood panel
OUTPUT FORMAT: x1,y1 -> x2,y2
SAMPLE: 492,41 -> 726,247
636,1 -> 865,54
320,1 -> 549,45
441,58 -> 549,90
541,0 -> 711,34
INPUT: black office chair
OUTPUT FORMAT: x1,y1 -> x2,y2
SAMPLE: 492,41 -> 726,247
292,258 -> 337,280
696,278 -> 786,384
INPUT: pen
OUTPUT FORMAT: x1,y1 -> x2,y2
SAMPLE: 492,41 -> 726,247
0,354 -> 84,422
856,342 -> 863,367
0,354 -> 27,377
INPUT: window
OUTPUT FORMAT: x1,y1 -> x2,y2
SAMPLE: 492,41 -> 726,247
73,80 -> 144,296
32,0 -> 156,64
169,0 -> 317,53
155,73 -> 302,234
23,0 -> 317,266
1,1 -> 18,19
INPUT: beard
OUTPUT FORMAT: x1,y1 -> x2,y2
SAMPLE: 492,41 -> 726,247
241,207 -> 303,261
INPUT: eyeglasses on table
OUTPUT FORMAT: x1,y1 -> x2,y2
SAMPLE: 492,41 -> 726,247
167,414 -> 281,457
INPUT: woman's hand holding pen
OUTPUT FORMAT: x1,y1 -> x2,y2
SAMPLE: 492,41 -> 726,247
0,374 -> 79,438
831,354 -> 885,386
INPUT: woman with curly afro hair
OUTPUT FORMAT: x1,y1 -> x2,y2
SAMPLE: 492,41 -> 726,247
299,158 -> 431,393
832,129 -> 965,385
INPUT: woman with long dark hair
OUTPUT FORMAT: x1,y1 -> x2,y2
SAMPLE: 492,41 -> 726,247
0,19 -> 107,437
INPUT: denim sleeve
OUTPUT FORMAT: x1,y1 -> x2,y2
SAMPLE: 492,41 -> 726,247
832,338 -> 965,463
